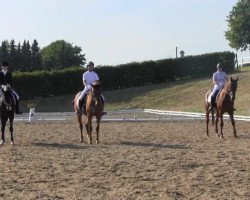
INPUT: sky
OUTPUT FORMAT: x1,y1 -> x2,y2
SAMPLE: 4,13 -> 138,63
0,0 -> 249,66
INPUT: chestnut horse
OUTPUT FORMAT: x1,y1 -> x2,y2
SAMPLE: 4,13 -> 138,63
0,85 -> 15,145
73,80 -> 104,144
205,77 -> 238,138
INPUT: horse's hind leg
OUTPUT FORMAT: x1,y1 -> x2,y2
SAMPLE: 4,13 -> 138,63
220,115 -> 224,139
211,109 -> 215,126
10,119 -> 14,144
205,109 -> 209,136
229,112 -> 237,138
215,111 -> 219,136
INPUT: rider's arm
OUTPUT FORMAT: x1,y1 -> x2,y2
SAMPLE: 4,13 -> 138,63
83,80 -> 88,87
212,73 -> 217,84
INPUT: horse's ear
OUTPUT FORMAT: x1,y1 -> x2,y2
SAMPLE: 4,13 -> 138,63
236,77 -> 239,81
230,76 -> 233,82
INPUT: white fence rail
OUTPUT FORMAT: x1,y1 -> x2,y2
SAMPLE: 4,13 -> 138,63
238,57 -> 250,66
13,109 -> 250,122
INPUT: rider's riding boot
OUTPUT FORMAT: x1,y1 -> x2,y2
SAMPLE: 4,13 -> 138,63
15,100 -> 22,114
78,99 -> 84,112
209,95 -> 215,111
78,93 -> 87,114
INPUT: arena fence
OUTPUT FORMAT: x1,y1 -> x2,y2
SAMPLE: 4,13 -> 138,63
14,109 -> 250,122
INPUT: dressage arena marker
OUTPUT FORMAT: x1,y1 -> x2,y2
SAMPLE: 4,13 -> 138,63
13,109 -> 250,122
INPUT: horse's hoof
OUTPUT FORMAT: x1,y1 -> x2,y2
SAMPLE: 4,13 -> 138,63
0,140 -> 5,145
88,140 -> 92,144
96,140 -> 99,144
10,141 -> 14,145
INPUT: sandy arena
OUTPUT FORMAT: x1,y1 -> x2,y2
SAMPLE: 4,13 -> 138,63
0,120 -> 249,200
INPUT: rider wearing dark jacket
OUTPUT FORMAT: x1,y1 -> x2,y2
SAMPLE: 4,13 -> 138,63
0,61 -> 22,114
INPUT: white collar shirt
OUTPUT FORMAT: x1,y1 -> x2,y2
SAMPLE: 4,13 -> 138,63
83,70 -> 99,85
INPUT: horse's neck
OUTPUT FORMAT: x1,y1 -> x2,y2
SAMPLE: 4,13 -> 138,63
223,83 -> 231,93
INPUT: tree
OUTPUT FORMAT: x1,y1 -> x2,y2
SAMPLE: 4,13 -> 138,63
9,39 -> 17,70
41,40 -> 86,70
31,39 -> 42,71
0,40 -> 10,63
225,0 -> 250,51
16,42 -> 22,71
21,40 -> 32,71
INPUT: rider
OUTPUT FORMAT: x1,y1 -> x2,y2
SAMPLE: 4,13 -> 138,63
0,61 -> 22,114
210,63 -> 228,111
78,61 -> 106,114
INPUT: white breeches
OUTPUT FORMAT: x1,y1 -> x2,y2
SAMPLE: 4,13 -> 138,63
78,85 -> 105,101
211,84 -> 221,96
79,85 -> 92,100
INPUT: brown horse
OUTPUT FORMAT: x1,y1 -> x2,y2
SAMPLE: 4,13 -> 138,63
205,77 -> 238,138
73,80 -> 104,144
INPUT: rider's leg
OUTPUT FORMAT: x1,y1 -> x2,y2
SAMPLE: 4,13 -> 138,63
210,85 -> 219,111
12,90 -> 22,114
78,87 -> 89,110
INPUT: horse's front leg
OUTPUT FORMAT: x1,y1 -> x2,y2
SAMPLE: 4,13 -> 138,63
9,116 -> 14,145
9,124 -> 14,144
0,118 -> 7,145
96,117 -> 101,144
85,115 -> 92,144
229,112 -> 237,138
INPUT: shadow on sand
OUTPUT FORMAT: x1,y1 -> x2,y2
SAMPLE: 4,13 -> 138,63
120,141 -> 189,149
32,142 -> 86,150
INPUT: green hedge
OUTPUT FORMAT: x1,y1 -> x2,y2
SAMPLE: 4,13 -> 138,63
13,51 -> 235,99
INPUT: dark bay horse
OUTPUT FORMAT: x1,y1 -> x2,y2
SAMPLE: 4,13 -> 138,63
0,84 -> 15,145
205,77 -> 238,138
73,80 -> 104,144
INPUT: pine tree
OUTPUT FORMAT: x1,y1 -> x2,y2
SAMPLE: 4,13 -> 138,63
9,39 -> 17,71
31,39 -> 42,71
26,41 -> 32,71
21,40 -> 32,71
0,40 -> 10,63
20,40 -> 27,71
16,42 -> 22,71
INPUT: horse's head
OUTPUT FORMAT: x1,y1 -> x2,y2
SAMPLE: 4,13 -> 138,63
89,80 -> 103,108
0,84 -> 14,111
226,77 -> 238,101
91,80 -> 102,94
1,84 -> 11,93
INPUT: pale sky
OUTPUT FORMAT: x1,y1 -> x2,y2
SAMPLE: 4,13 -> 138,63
0,0 -> 249,66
